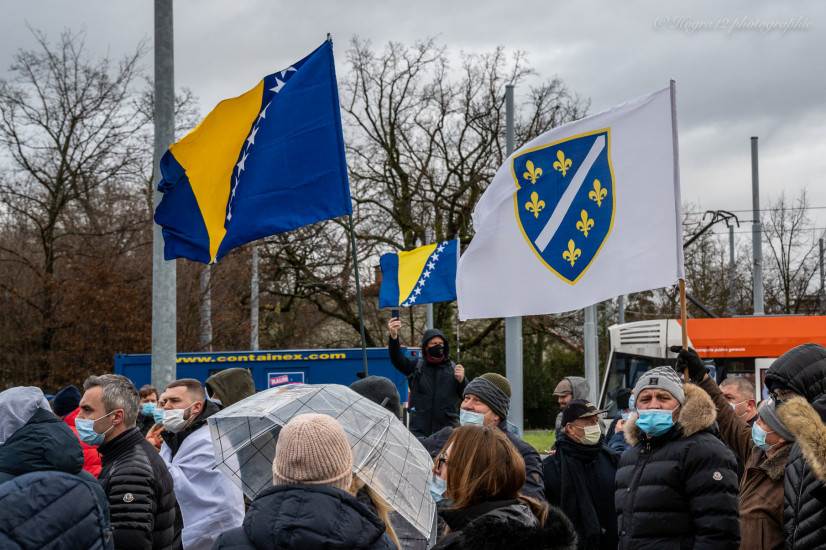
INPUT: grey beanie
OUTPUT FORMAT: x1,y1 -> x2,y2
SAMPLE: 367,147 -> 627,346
632,366 -> 685,405
758,399 -> 796,442
464,374 -> 511,420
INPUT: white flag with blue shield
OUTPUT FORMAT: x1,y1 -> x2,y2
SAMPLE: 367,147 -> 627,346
457,86 -> 684,319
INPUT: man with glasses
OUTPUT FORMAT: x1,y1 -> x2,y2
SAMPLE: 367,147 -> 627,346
78,374 -> 181,550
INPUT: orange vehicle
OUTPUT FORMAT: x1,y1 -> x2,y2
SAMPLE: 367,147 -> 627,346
598,315 -> 826,414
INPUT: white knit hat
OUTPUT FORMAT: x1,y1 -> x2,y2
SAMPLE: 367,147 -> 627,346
272,413 -> 353,491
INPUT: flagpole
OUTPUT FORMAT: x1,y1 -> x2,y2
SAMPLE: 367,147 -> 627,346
670,79 -> 689,379
348,213 -> 369,375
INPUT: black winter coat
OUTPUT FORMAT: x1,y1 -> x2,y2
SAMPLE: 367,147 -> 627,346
389,329 -> 466,437
615,383 -> 740,550
435,499 -> 577,550
0,407 -> 113,549
765,343 -> 826,550
421,421 -> 546,501
213,484 -> 396,550
543,435 -> 619,549
98,427 -> 182,550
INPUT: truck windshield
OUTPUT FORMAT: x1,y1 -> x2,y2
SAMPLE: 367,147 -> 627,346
601,352 -> 678,417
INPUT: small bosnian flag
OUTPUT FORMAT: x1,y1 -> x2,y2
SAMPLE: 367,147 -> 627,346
379,240 -> 459,308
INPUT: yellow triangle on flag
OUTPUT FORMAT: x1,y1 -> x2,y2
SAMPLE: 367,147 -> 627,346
398,243 -> 437,305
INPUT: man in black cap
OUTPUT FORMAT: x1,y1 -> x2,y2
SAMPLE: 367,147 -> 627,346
543,400 -> 619,550
419,372 -> 545,501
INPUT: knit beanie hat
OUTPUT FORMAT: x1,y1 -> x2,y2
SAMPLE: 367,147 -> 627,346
758,399 -> 796,442
632,366 -> 685,405
52,385 -> 81,417
464,373 -> 511,420
272,413 -> 353,491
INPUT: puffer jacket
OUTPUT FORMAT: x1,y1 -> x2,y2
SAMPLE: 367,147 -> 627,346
389,328 -> 466,437
615,383 -> 740,550
0,470 -> 113,549
435,499 -> 577,550
778,395 -> 826,550
213,484 -> 396,549
98,427 -> 182,550
765,343 -> 826,550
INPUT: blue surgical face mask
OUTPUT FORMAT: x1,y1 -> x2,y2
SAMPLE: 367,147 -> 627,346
152,407 -> 166,425
75,410 -> 116,446
429,474 -> 447,502
621,410 -> 631,421
459,409 -> 485,427
635,409 -> 674,437
751,422 -> 775,451
141,402 -> 156,417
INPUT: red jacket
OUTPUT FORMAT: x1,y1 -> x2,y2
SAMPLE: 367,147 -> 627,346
63,407 -> 102,477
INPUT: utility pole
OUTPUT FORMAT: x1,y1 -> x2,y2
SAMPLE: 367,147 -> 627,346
584,304 -> 599,404
250,246 -> 260,351
504,84 -> 524,434
617,295 -> 626,325
151,0 -> 176,390
729,225 -> 736,314
751,137 -> 764,315
819,237 -> 825,314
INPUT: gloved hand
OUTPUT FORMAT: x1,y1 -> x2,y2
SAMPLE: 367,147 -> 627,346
669,346 -> 707,384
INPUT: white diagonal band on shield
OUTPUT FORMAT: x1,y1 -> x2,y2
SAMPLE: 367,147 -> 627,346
534,135 -> 606,252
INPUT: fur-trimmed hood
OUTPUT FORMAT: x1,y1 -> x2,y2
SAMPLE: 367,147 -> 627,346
624,383 -> 717,447
778,396 -> 826,481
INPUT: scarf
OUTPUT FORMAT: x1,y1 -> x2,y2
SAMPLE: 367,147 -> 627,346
556,435 -> 603,550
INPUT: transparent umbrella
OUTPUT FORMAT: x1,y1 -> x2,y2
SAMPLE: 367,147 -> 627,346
207,383 -> 437,542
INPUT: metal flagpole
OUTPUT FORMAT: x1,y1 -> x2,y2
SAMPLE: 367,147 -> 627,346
151,0 -> 177,391
455,237 -> 462,363
504,84 -> 524,433
348,213 -> 369,375
199,266 -> 212,351
751,137 -> 764,315
583,305 -> 599,404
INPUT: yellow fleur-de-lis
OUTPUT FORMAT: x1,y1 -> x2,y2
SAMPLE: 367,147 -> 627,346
523,160 -> 543,184
553,150 -> 573,177
524,191 -> 545,219
562,239 -> 581,267
588,179 -> 608,207
576,209 -> 595,237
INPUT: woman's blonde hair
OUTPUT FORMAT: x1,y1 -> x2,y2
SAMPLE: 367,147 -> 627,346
349,477 -> 400,549
439,425 -> 548,524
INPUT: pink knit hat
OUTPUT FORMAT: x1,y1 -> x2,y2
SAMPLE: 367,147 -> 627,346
272,413 -> 353,491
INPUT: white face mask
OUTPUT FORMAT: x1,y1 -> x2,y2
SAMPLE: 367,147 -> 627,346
580,423 -> 602,445
162,404 -> 194,433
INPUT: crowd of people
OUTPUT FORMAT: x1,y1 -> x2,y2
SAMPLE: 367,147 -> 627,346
0,316 -> 824,550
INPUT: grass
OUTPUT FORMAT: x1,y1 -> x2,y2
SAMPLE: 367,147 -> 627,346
523,429 -> 555,454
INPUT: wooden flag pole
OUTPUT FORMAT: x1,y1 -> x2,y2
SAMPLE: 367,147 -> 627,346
679,278 -> 689,380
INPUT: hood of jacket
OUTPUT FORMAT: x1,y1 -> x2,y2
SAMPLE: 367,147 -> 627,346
0,386 -> 52,444
242,484 -> 390,550
563,376 -> 590,400
436,503 -> 577,550
778,395 -> 826,481
421,328 -> 450,357
205,367 -> 256,408
624,383 -> 717,447
0,407 -> 83,480
765,343 -> 826,402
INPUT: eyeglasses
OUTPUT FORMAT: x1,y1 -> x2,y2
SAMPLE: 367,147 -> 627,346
436,452 -> 449,470
770,389 -> 797,403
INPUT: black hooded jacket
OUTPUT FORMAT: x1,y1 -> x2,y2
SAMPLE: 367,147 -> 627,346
389,328 -> 467,437
213,484 -> 395,549
765,343 -> 826,550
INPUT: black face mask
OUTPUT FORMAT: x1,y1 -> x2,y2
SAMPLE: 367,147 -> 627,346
426,345 -> 445,361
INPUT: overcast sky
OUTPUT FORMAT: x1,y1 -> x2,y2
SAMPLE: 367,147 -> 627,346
3,0 -> 825,242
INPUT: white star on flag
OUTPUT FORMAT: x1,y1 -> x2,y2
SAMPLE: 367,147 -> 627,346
423,271 -> 431,279
270,78 -> 286,94
258,102 -> 270,122
246,126 -> 259,146
414,287 -> 422,296
408,296 -> 417,304
236,151 -> 249,172
280,66 -> 297,78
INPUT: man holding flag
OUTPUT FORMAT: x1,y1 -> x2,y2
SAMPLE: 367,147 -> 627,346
379,239 -> 466,437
